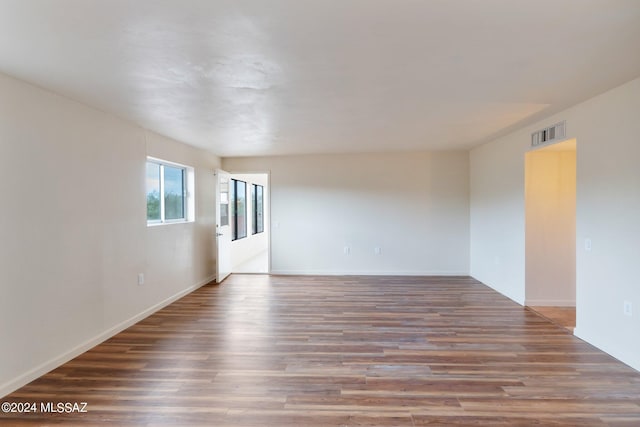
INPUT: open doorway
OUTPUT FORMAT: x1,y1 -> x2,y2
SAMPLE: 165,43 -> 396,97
229,172 -> 269,273
525,138 -> 576,332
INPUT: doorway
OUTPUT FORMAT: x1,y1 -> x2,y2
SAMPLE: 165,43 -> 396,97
525,139 -> 577,331
229,172 -> 270,273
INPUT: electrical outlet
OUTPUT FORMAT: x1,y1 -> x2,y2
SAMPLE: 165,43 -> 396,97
374,247 -> 382,255
138,273 -> 145,286
624,301 -> 632,316
343,246 -> 350,255
585,238 -> 592,251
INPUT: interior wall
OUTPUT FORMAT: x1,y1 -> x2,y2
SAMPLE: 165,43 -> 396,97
470,76 -> 640,371
145,131 -> 220,301
229,173 -> 269,270
0,72 -> 220,397
223,151 -> 470,275
469,135 -> 526,304
525,145 -> 576,306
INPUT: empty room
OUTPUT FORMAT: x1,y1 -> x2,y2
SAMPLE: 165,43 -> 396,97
1,1 -> 639,425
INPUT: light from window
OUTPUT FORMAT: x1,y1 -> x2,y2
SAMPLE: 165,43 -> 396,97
252,184 -> 264,234
146,159 -> 191,224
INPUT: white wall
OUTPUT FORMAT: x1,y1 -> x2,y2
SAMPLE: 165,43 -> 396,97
525,146 -> 576,306
469,136 -> 526,304
470,76 -> 640,371
229,173 -> 269,270
145,131 -> 220,303
223,151 -> 469,275
0,72 -> 220,396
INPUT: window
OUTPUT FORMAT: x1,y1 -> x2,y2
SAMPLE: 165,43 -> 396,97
219,177 -> 229,227
146,162 -> 161,221
252,184 -> 264,234
146,158 -> 193,225
231,179 -> 247,240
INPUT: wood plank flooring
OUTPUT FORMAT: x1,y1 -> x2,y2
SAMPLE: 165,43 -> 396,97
2,275 -> 639,426
528,306 -> 576,333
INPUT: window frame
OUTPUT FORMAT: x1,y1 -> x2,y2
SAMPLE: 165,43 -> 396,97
252,184 -> 264,235
146,157 -> 193,226
231,179 -> 247,240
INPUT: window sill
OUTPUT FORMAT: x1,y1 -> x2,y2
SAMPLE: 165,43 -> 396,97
147,220 -> 194,228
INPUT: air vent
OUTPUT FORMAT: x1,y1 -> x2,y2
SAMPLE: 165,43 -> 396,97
531,121 -> 566,148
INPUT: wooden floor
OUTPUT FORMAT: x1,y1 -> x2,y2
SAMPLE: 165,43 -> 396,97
2,275 -> 640,426
528,306 -> 576,333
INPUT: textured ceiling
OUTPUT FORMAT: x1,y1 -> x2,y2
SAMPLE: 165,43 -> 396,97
1,0 -> 640,157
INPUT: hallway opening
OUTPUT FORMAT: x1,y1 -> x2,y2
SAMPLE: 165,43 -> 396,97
525,138 -> 577,329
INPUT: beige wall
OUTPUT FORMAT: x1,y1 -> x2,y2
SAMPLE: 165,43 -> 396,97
525,146 -> 576,306
470,76 -> 640,370
0,72 -> 220,396
223,151 -> 470,275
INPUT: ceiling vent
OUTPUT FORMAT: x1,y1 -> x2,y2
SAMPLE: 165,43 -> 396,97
531,121 -> 566,148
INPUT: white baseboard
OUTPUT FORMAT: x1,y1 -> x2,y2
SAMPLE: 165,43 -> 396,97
0,274 -> 216,398
525,299 -> 576,307
574,327 -> 640,372
270,270 -> 469,276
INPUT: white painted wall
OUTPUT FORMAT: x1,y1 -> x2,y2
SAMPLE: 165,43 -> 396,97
525,146 -> 576,306
223,151 -> 469,275
469,137 -> 526,304
470,76 -> 640,371
0,72 -> 220,396
229,173 -> 269,270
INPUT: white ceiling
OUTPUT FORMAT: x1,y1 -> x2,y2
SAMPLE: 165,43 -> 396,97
1,1 -> 640,157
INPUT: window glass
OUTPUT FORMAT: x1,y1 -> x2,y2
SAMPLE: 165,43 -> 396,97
146,162 -> 161,221
230,179 -> 236,240
253,184 -> 264,234
235,180 -> 247,240
164,166 -> 184,220
220,178 -> 229,227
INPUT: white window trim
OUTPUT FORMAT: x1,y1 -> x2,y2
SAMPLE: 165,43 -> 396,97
147,156 -> 195,226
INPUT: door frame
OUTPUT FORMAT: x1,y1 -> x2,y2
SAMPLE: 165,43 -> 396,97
227,170 -> 271,274
215,169 -> 232,283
